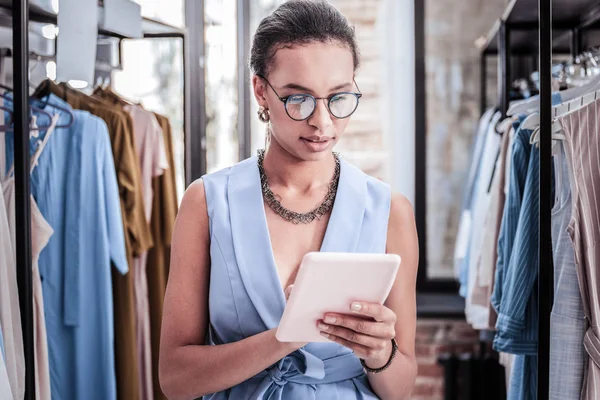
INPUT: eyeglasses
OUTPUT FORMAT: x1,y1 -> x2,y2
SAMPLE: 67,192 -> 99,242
258,76 -> 362,121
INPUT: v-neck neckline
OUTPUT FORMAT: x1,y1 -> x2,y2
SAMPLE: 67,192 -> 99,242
227,155 -> 367,329
258,166 -> 337,299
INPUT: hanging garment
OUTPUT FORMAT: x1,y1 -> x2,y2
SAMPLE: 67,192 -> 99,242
458,111 -> 502,297
454,108 -> 496,279
489,126 -> 517,329
466,121 -> 512,330
499,352 -> 515,393
0,320 -> 4,362
38,80 -> 153,257
0,176 -> 21,400
202,156 -> 389,399
491,122 -> 541,400
0,340 -> 11,400
549,140 -> 586,400
491,117 -> 531,333
558,100 -> 600,400
39,79 -> 147,400
494,125 -> 544,349
3,114 -> 59,400
0,97 -> 5,178
147,112 -> 178,400
4,95 -> 129,400
126,104 -> 168,400
508,355 -> 537,400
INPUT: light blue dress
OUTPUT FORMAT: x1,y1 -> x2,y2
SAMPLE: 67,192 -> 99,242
202,155 -> 392,399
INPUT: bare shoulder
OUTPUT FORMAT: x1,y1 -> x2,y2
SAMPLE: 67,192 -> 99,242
175,178 -> 209,228
389,193 -> 416,228
181,178 -> 208,212
386,193 -> 418,275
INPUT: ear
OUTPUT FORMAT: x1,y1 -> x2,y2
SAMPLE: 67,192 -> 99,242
252,75 -> 268,108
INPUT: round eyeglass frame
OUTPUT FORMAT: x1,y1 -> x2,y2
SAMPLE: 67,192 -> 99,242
258,75 -> 363,121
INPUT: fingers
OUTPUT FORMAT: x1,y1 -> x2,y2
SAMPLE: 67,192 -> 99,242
319,331 -> 373,359
318,321 -> 388,350
319,314 -> 396,340
349,302 -> 397,323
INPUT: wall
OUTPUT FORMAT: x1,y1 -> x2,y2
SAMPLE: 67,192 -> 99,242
326,0 -> 389,180
414,320 -> 480,400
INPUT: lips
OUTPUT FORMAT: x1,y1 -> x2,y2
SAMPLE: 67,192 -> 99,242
301,137 -> 332,143
300,137 -> 332,152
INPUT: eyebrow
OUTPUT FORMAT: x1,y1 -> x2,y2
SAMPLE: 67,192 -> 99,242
282,82 -> 354,93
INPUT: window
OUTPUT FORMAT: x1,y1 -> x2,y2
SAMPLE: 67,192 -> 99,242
204,0 -> 240,173
113,38 -> 185,201
418,0 -> 504,289
132,0 -> 185,28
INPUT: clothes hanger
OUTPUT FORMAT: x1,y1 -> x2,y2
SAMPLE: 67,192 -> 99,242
509,51 -> 600,116
93,86 -> 134,106
525,91 -> 598,146
1,81 -> 75,129
28,80 -> 75,129
0,90 -> 56,130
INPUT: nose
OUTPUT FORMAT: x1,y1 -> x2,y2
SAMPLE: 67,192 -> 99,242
307,98 -> 333,131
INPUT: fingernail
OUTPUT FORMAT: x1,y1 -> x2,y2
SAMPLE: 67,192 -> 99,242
317,322 -> 329,331
320,332 -> 330,338
324,316 -> 336,324
351,303 -> 362,312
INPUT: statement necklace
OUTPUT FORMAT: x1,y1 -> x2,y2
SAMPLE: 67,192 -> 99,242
257,149 -> 340,224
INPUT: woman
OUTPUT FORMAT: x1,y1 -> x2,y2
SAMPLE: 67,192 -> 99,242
159,1 -> 418,399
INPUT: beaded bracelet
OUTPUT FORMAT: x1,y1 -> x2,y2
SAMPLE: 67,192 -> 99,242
360,338 -> 398,374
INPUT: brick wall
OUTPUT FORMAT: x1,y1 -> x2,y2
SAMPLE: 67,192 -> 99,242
414,320 -> 480,400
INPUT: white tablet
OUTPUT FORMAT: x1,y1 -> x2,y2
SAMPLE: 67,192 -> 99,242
276,252 -> 401,343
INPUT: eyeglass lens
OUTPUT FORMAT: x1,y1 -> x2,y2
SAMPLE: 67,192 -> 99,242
285,93 -> 359,120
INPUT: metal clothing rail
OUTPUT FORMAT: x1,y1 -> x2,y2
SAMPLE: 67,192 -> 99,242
538,1 -> 552,397
479,1 -> 600,399
12,1 -> 35,397
7,2 -> 204,399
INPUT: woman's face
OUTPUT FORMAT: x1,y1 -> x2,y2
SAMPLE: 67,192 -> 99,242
253,41 -> 356,162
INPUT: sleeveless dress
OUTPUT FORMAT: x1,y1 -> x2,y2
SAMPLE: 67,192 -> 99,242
202,155 -> 392,400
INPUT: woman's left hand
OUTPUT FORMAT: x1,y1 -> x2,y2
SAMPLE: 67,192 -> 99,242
317,302 -> 397,368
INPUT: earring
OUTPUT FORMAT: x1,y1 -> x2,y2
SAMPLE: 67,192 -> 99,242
264,126 -> 272,148
258,106 -> 270,123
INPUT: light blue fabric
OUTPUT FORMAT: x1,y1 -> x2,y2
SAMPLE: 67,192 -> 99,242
0,320 -> 5,362
492,121 -> 555,400
202,155 -> 391,399
492,120 -> 538,354
4,94 -> 128,400
509,355 -> 537,400
549,141 -> 586,400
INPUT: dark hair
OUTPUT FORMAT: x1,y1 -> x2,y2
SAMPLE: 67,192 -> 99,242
249,0 -> 360,78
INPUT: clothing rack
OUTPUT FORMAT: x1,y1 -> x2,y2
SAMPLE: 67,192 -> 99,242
5,2 -> 194,399
479,1 -> 600,398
